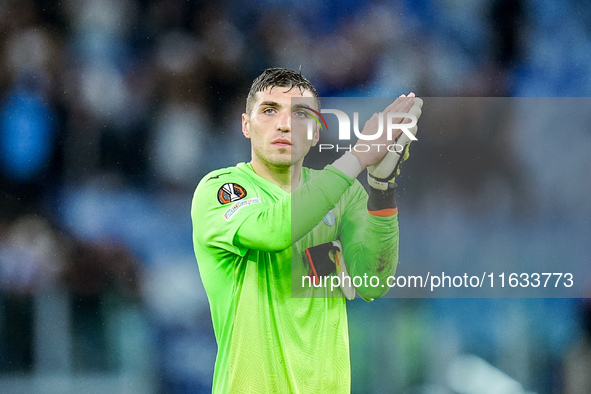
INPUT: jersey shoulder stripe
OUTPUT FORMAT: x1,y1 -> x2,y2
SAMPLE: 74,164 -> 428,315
201,163 -> 250,184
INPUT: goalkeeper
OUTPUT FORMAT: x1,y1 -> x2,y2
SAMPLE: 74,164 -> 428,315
191,68 -> 421,393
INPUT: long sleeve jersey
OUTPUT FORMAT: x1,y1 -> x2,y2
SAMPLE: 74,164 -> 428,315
191,162 -> 399,393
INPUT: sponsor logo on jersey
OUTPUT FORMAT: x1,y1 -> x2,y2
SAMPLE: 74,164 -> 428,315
223,198 -> 261,221
217,183 -> 247,204
322,210 -> 336,226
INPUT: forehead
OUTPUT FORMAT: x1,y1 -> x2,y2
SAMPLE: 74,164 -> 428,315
253,86 -> 315,107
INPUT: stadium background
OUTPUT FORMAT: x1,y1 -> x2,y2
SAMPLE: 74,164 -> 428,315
0,0 -> 590,392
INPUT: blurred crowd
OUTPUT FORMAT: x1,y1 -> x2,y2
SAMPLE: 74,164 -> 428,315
2,0 -> 591,202
1,0 -> 591,393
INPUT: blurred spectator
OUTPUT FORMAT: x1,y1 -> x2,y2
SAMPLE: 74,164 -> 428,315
0,216 -> 65,294
0,215 -> 65,373
564,300 -> 591,394
64,236 -> 141,372
0,16 -> 63,213
0,214 -> 143,374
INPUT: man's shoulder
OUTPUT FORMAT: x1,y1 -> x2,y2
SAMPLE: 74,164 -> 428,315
193,163 -> 259,206
302,166 -> 321,180
196,163 -> 255,190
199,163 -> 250,183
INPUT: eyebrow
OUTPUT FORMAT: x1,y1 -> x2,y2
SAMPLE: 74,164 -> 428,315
258,102 -> 316,112
259,101 -> 281,108
292,104 -> 314,111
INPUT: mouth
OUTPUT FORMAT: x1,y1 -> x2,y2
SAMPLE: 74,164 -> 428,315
272,138 -> 292,147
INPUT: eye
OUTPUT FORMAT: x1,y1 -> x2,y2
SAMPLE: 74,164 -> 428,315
263,108 -> 277,115
293,110 -> 309,118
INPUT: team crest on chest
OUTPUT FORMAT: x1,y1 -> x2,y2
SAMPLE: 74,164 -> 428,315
217,183 -> 247,204
322,210 -> 336,226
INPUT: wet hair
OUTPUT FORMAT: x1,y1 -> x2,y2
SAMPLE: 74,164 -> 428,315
245,67 -> 319,113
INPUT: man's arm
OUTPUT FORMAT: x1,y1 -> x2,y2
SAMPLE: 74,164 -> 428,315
234,165 -> 357,252
192,162 -> 360,257
337,94 -> 421,299
339,185 -> 399,300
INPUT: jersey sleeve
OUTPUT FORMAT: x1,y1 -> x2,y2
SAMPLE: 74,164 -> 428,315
191,165 -> 357,257
191,170 -> 259,256
339,181 -> 399,299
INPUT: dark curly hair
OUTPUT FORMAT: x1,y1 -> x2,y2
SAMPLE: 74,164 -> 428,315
246,67 -> 319,113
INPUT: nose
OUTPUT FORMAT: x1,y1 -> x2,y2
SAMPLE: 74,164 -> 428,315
277,110 -> 291,132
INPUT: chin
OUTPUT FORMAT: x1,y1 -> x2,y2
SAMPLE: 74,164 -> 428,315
258,150 -> 303,169
270,152 -> 297,165
272,159 -> 294,169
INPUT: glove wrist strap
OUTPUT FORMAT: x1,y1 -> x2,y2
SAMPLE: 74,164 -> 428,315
367,173 -> 397,191
367,181 -> 397,213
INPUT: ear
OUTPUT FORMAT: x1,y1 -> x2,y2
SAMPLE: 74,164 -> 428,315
241,113 -> 250,138
311,127 -> 320,147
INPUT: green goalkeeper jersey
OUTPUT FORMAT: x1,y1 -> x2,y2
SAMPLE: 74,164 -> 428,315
192,162 -> 399,393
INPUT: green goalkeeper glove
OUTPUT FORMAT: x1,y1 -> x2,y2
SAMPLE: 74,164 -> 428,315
367,98 -> 423,191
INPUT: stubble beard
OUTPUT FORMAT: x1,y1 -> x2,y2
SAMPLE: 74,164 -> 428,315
254,147 -> 293,173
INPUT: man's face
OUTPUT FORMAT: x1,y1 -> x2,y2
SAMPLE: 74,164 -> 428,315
242,87 -> 319,170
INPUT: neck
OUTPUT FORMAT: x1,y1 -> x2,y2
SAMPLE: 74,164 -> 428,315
250,159 -> 302,193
